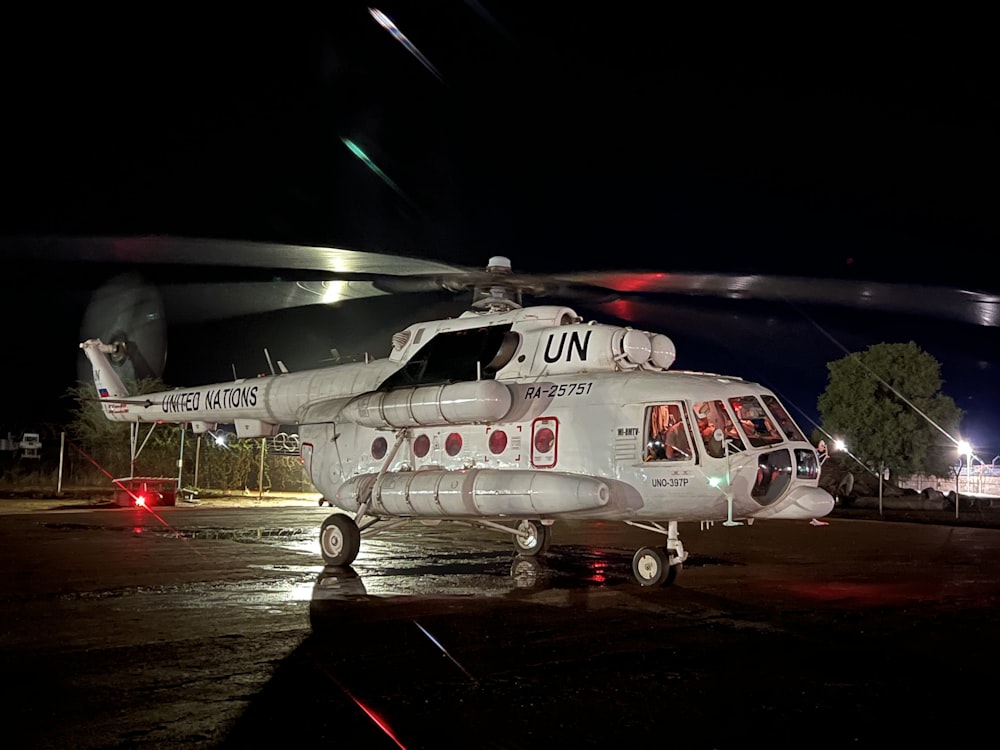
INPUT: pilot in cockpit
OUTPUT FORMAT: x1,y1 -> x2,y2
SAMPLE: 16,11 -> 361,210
733,399 -> 777,444
695,402 -> 723,458
733,401 -> 758,436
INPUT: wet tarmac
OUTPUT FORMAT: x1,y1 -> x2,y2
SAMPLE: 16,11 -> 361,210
1,500 -> 999,748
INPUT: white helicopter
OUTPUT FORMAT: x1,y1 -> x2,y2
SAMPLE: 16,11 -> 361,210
80,255 -> 834,586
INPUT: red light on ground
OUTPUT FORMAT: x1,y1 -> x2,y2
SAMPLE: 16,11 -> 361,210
782,581 -> 929,605
587,553 -> 609,584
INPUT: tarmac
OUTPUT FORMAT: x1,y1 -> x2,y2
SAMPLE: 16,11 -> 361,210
0,487 -> 324,514
4,487 -> 999,531
4,490 -> 1000,748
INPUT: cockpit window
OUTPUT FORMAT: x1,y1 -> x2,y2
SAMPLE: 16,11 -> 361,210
729,396 -> 784,448
761,395 -> 807,442
693,400 -> 746,458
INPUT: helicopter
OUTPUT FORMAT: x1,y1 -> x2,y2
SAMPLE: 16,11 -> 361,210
78,253 -> 834,586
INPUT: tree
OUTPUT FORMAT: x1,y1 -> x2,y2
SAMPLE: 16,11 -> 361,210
817,342 -> 962,481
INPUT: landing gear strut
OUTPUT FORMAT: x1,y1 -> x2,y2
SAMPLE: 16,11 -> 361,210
625,519 -> 687,586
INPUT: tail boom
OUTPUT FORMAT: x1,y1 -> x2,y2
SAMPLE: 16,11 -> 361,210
78,337 -> 404,438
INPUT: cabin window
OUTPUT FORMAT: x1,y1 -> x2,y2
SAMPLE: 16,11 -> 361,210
488,429 -> 508,455
644,403 -> 694,462
531,418 -> 558,468
413,434 -> 430,458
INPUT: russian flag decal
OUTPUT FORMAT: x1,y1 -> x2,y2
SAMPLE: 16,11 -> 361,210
98,388 -> 109,398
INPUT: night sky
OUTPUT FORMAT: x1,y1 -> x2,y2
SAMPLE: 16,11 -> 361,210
2,6 -> 998,457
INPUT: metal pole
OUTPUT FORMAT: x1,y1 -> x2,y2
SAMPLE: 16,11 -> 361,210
130,423 -> 137,480
955,464 -> 960,519
257,438 -> 266,500
878,463 -> 883,516
176,427 -> 185,492
57,431 -> 65,495
193,434 -> 201,489
966,451 -> 974,505
967,453 -> 973,495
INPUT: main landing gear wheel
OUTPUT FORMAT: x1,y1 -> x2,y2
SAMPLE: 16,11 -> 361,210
320,513 -> 361,566
632,546 -> 679,587
512,519 -> 549,556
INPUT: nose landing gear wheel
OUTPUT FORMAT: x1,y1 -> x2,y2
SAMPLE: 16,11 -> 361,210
320,513 -> 361,566
632,546 -> 678,586
512,519 -> 549,556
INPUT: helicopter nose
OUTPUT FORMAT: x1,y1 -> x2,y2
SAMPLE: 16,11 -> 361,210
752,486 -> 835,520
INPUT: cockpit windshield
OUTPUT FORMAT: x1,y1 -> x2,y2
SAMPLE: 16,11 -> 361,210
761,395 -> 807,442
728,396 -> 784,448
693,399 -> 746,458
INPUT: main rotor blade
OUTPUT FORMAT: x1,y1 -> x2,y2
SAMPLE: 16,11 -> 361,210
8,234 -> 997,329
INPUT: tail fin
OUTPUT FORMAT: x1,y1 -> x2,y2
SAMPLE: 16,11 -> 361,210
79,339 -> 130,401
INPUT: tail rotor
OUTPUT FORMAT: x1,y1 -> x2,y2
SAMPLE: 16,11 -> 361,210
78,272 -> 167,386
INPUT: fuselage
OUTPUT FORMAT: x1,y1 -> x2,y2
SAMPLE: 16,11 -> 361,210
301,369 -> 830,522
81,303 -> 833,525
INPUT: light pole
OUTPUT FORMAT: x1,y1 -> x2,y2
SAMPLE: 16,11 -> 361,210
193,434 -> 202,490
878,461 -> 884,516
956,439 -> 971,519
966,446 -> 975,496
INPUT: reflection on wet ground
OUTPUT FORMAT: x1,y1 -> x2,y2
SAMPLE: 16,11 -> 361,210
310,544 -> 740,603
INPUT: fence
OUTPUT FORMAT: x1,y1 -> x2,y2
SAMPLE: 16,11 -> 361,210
900,465 -> 1000,497
1,430 -> 313,494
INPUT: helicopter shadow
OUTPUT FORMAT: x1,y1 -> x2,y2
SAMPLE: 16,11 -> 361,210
227,550 -> 750,748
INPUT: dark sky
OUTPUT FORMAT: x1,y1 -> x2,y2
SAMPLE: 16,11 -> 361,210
2,6 -> 998,457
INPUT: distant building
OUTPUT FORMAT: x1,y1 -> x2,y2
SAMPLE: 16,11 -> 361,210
0,431 -> 41,459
